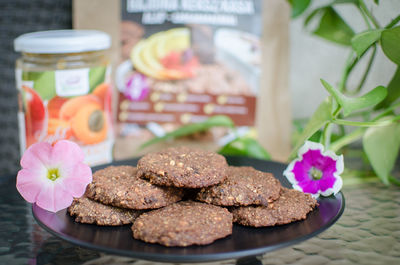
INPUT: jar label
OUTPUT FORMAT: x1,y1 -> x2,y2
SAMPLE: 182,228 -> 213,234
55,68 -> 90,97
16,65 -> 114,166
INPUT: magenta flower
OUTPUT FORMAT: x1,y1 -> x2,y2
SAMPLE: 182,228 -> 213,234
284,141 -> 343,198
16,140 -> 92,212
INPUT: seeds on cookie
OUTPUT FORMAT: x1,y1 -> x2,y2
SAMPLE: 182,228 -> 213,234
131,201 -> 233,247
231,188 -> 318,227
196,166 -> 282,206
137,147 -> 228,188
68,196 -> 141,226
86,165 -> 184,210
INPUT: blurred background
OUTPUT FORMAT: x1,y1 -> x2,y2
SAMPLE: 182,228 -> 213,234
0,0 -> 399,175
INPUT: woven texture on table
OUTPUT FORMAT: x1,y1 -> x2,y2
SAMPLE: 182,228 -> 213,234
0,0 -> 72,176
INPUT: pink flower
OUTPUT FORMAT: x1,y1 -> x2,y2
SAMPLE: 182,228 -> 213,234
284,141 -> 343,198
124,73 -> 149,101
16,140 -> 92,212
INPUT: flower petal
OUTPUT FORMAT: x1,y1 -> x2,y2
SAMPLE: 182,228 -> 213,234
283,159 -> 299,186
20,142 -> 52,170
318,176 -> 337,191
60,162 -> 92,197
298,141 -> 324,159
16,168 -> 46,203
51,140 -> 85,166
320,177 -> 343,196
292,160 -> 312,183
298,179 -> 320,194
35,182 -> 74,212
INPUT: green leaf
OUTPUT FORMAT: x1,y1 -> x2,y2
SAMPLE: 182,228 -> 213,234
219,138 -> 271,160
363,118 -> 400,185
289,98 -> 332,159
351,29 -> 382,58
140,115 -> 234,149
89,66 -> 107,92
374,0 -> 379,5
304,1 -> 356,26
385,15 -> 400,29
304,7 -> 324,27
321,79 -> 387,117
381,26 -> 400,65
313,7 -> 355,46
309,130 -> 322,142
22,71 -> 56,101
290,0 -> 312,18
376,67 -> 400,109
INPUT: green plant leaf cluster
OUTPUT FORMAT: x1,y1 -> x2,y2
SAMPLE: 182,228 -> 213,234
288,0 -> 400,186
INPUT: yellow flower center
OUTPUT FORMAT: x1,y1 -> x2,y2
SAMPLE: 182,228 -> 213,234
310,167 -> 322,180
47,168 -> 61,181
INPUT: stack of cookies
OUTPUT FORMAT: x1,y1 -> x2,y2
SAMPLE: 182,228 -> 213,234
68,146 -> 318,247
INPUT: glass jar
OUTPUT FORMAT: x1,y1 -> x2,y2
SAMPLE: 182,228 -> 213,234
14,30 -> 114,166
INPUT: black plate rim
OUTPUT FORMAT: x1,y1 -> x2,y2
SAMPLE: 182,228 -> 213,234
32,156 -> 345,263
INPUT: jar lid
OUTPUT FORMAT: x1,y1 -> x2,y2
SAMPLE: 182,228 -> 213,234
14,30 -> 111,54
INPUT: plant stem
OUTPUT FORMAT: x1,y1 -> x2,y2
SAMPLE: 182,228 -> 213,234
359,0 -> 380,28
375,102 -> 400,118
357,5 -> 372,29
332,105 -> 342,118
330,102 -> 400,152
339,51 -> 358,93
321,104 -> 341,148
344,102 -> 400,120
385,14 -> 400,29
322,122 -> 333,148
330,128 -> 365,152
346,109 -> 373,118
333,115 -> 400,127
349,45 -> 377,95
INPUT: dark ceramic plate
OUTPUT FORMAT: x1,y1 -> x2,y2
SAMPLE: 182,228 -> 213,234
32,156 -> 345,263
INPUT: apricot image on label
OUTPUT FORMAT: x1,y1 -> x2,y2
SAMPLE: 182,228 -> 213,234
71,104 -> 108,145
60,95 -> 101,121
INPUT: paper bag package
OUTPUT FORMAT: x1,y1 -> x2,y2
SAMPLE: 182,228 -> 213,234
73,0 -> 291,161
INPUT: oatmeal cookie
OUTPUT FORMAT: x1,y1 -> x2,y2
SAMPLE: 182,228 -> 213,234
68,196 -> 141,226
132,201 -> 232,247
196,166 -> 281,206
137,147 -> 228,188
86,166 -> 184,210
231,188 -> 318,227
